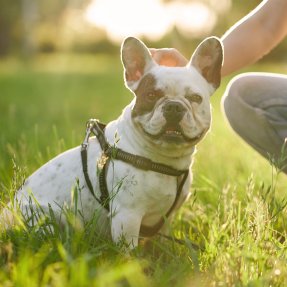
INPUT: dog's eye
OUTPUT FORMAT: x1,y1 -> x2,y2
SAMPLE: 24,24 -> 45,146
146,93 -> 157,102
186,93 -> 202,104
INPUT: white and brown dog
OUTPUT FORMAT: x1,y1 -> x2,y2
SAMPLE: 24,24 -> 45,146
3,37 -> 223,248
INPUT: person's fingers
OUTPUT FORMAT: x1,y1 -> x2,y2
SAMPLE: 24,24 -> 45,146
150,48 -> 188,67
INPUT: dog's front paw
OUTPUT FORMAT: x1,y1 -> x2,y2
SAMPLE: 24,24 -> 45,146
111,209 -> 143,249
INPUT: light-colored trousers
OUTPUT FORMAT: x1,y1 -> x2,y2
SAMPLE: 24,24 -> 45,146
222,72 -> 287,174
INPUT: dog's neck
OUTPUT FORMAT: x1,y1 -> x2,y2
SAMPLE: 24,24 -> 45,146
105,102 -> 195,171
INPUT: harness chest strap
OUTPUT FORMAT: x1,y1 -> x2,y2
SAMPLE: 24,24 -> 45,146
81,119 -> 189,237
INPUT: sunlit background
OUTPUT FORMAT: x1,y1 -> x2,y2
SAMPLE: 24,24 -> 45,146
85,0 -> 225,42
4,0 -> 287,59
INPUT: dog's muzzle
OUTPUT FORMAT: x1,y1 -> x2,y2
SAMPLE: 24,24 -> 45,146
159,101 -> 187,143
162,100 -> 186,123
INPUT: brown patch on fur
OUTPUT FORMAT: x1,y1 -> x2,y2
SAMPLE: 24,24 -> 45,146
132,74 -> 164,116
200,54 -> 222,88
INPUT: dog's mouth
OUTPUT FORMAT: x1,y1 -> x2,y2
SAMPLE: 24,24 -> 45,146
145,124 -> 203,144
161,125 -> 185,143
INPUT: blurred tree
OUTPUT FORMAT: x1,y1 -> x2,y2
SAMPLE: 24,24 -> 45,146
0,0 -> 21,55
0,0 -> 90,56
21,0 -> 38,55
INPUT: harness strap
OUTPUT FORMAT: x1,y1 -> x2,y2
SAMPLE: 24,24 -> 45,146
81,120 -> 110,205
98,157 -> 110,210
81,148 -> 97,199
81,119 -> 189,237
107,148 -> 185,176
140,170 -> 189,237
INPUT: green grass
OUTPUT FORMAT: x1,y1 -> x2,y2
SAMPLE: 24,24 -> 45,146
0,53 -> 287,286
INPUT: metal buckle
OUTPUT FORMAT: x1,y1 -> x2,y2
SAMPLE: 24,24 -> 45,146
81,119 -> 99,150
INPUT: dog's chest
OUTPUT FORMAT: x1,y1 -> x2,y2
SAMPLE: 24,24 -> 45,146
106,161 -> 182,221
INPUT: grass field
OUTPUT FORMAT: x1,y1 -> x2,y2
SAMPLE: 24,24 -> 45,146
0,53 -> 287,286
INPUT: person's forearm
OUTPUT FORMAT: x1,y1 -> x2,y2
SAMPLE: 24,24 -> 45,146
221,0 -> 287,77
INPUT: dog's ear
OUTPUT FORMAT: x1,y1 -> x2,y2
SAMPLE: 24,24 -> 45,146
188,37 -> 223,89
121,37 -> 156,91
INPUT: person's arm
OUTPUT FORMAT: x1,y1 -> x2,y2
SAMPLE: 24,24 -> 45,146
222,0 -> 287,76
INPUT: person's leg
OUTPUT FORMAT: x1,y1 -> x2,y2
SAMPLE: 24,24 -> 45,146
222,72 -> 287,174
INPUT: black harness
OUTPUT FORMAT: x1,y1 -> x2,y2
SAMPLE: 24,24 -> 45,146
80,119 -> 189,237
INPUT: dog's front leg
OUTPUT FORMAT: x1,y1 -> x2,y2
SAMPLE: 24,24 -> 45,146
111,209 -> 142,249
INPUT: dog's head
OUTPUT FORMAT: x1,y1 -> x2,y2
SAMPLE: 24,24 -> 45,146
121,37 -> 223,148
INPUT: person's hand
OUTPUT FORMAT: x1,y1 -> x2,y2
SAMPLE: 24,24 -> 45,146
150,48 -> 188,67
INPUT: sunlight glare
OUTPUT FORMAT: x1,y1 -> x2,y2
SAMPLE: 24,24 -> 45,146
85,0 -> 172,43
85,0 -> 217,43
168,2 -> 217,37
209,0 -> 231,13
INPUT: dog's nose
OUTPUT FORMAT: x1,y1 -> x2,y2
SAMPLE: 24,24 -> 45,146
162,101 -> 186,122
